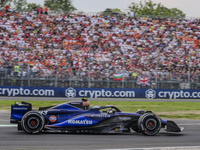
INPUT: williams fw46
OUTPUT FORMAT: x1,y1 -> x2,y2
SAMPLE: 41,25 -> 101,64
10,100 -> 184,136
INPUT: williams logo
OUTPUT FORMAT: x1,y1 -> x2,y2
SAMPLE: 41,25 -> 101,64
145,89 -> 156,99
65,87 -> 76,98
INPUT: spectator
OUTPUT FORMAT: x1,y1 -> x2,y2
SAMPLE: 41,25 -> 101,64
40,7 -> 43,14
5,5 -> 9,13
14,65 -> 20,77
32,65 -> 39,78
36,7 -> 40,14
32,6 -> 37,14
44,6 -> 48,15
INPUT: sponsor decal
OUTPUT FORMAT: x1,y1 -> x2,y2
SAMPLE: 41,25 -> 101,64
49,115 -> 57,122
118,117 -> 132,121
145,89 -> 156,99
39,111 -> 48,115
70,102 -> 81,105
4,86 -> 200,99
68,119 -> 93,124
89,114 -> 111,118
0,87 -> 54,97
13,107 -> 28,110
79,89 -> 135,98
65,87 -> 76,98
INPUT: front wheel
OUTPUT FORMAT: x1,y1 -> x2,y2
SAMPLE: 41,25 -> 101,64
21,111 -> 45,134
137,113 -> 161,136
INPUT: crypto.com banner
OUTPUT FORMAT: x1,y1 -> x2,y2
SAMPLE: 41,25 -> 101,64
1,86 -> 200,99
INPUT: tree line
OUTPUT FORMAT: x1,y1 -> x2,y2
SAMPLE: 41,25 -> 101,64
0,0 -> 185,18
0,0 -> 76,12
128,0 -> 185,18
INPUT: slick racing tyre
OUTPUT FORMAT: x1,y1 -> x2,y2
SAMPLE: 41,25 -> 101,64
21,111 -> 45,134
137,113 -> 161,136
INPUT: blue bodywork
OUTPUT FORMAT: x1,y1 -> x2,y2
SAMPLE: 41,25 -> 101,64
11,106 -> 29,121
44,104 -> 141,128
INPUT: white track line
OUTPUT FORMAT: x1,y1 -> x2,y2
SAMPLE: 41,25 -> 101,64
0,124 -> 17,127
100,146 -> 200,150
178,123 -> 200,125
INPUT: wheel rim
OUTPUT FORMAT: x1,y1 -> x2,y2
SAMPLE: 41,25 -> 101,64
145,118 -> 157,131
27,117 -> 40,129
30,120 -> 36,126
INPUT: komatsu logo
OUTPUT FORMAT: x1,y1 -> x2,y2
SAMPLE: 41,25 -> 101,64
65,87 -> 76,98
68,119 -> 93,124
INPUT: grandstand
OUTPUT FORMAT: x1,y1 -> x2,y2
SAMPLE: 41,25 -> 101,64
0,10 -> 200,89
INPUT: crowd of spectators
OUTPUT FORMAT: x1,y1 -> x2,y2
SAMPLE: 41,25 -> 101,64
32,6 -> 48,15
1,10 -> 200,83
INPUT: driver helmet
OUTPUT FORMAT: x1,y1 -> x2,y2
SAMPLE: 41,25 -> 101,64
82,97 -> 88,101
108,109 -> 113,114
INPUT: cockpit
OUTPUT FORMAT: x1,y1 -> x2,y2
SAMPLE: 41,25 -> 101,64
90,105 -> 121,114
67,98 -> 90,110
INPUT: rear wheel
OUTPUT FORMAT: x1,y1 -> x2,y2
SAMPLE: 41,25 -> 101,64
21,111 -> 45,134
137,113 -> 161,136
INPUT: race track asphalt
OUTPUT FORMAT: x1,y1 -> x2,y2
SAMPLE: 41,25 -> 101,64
1,111 -> 200,150
1,96 -> 200,102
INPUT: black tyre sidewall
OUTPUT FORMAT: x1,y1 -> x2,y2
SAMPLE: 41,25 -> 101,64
138,113 -> 161,136
131,123 -> 140,133
21,111 -> 45,134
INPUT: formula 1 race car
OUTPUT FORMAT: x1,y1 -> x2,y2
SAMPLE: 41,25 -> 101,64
10,99 -> 184,136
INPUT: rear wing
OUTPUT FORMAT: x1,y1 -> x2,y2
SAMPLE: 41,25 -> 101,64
10,101 -> 32,123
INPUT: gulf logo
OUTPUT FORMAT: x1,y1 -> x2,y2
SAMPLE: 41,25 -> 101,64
49,115 -> 57,123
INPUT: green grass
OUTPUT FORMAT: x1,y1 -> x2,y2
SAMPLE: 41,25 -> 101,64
159,114 -> 200,120
1,100 -> 200,120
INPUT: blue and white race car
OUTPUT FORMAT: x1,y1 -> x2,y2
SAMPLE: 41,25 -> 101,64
10,98 -> 184,136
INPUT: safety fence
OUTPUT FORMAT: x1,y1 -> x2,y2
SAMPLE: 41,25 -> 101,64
0,68 -> 199,89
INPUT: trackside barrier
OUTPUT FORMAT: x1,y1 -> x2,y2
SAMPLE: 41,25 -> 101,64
1,86 -> 200,99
